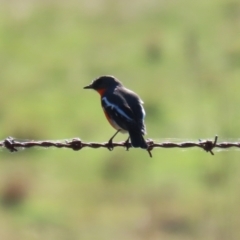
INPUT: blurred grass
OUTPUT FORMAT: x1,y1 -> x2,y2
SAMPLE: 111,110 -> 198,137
0,0 -> 240,239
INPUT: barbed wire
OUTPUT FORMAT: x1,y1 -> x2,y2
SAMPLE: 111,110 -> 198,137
1,135 -> 240,158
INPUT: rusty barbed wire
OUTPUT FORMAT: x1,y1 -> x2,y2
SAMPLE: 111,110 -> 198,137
0,135 -> 240,158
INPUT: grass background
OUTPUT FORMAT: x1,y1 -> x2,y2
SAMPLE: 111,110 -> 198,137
0,0 -> 240,239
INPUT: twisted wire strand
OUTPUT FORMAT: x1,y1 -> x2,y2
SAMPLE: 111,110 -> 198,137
0,135 -> 237,157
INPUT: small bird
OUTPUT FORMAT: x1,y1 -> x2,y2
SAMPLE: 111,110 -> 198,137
84,76 -> 148,150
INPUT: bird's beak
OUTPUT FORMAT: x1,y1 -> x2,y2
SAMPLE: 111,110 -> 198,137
83,83 -> 93,89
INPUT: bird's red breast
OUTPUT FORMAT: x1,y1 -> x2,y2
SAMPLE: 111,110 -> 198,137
103,109 -> 119,130
96,88 -> 121,130
96,88 -> 107,97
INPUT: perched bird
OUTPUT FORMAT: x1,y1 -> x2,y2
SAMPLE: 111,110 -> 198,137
84,76 -> 148,149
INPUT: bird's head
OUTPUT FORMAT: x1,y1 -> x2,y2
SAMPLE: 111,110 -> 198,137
84,76 -> 122,95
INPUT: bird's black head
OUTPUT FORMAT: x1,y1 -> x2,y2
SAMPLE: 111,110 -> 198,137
84,76 -> 122,91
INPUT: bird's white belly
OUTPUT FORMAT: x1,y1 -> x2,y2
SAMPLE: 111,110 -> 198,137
108,118 -> 127,133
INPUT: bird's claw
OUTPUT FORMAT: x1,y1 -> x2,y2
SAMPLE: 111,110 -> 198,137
124,138 -> 131,151
107,139 -> 114,151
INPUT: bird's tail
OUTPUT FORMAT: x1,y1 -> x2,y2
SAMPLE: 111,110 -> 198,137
128,129 -> 148,149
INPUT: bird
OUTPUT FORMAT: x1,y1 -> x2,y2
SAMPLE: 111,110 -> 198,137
84,75 -> 148,150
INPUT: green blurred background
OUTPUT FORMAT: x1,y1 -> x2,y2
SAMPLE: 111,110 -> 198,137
0,0 -> 240,239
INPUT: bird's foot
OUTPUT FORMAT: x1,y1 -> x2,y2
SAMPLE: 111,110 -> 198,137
106,130 -> 120,151
107,139 -> 114,151
124,137 -> 131,151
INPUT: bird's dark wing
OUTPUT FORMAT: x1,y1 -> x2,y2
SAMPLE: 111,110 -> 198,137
101,95 -> 135,131
101,95 -> 147,148
115,87 -> 146,134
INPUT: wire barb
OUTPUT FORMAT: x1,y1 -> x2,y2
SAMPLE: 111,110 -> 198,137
66,138 -> 82,151
3,137 -> 18,152
199,135 -> 218,155
0,135 -> 240,156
